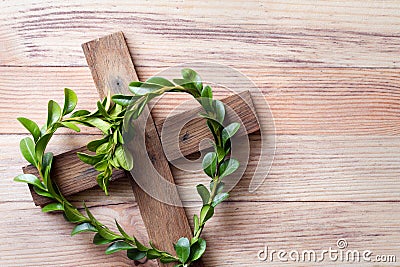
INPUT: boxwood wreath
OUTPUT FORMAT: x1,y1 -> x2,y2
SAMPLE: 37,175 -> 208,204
14,69 -> 241,266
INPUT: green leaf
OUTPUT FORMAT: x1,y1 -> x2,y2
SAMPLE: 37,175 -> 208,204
196,184 -> 210,205
172,78 -> 188,85
83,204 -> 121,241
128,101 -> 143,120
94,160 -> 108,172
98,227 -> 121,242
95,173 -> 111,196
83,117 -> 112,134
110,156 -> 120,169
87,137 -> 108,152
110,102 -> 123,117
96,142 -> 112,155
43,172 -> 57,197
213,100 -> 225,124
129,81 -> 162,95
200,204 -> 214,224
77,152 -> 104,165
17,117 -> 41,141
189,238 -> 206,262
127,248 -> 147,260
128,81 -> 143,93
210,181 -> 225,195
146,76 -> 175,87
47,100 -> 62,127
115,145 -> 133,171
219,158 -> 239,179
63,88 -> 77,115
222,122 -> 240,146
33,186 -> 54,199
111,106 -> 123,118
178,82 -> 200,96
112,94 -> 138,107
96,172 -> 109,195
19,137 -> 36,165
146,249 -> 162,259
115,220 -> 132,240
96,101 -> 110,119
118,130 -> 124,144
200,85 -> 213,111
105,241 -> 134,255
60,122 -> 80,132
206,120 -> 219,143
212,192 -> 229,207
93,233 -> 113,245
202,152 -> 217,178
83,203 -> 99,225
103,91 -> 112,111
149,241 -> 163,252
113,130 -> 119,144
193,214 -> 200,236
215,145 -> 226,163
71,222 -> 98,236
35,133 -> 53,162
42,202 -> 64,212
182,68 -> 200,82
70,109 -> 90,118
40,124 -> 47,136
200,113 -> 223,128
174,237 -> 190,263
14,174 -> 44,190
181,68 -> 202,91
41,152 -> 53,178
63,204 -> 88,223
134,238 -> 149,252
160,256 -> 178,263
201,85 -> 212,99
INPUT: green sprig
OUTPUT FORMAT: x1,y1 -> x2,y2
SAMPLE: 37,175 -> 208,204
14,69 -> 241,266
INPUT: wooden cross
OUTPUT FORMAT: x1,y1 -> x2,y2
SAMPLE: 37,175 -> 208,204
23,32 -> 259,267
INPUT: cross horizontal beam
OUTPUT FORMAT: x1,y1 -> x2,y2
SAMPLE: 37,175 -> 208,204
23,90 -> 259,206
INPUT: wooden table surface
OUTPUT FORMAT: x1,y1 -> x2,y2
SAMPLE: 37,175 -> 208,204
1,1 -> 399,266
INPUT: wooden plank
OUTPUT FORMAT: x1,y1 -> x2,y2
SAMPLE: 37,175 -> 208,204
81,32 -> 198,266
2,134 -> 396,204
23,146 -> 126,206
1,201 -> 399,266
2,67 -> 399,136
175,134 -> 400,202
1,1 -> 399,266
0,202 -> 157,267
155,90 -> 259,161
23,90 -> 259,206
1,1 -> 400,68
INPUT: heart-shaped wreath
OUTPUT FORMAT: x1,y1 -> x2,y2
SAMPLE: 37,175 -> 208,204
14,69 -> 241,266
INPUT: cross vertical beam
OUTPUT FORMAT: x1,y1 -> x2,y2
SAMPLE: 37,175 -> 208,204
82,32 -> 200,267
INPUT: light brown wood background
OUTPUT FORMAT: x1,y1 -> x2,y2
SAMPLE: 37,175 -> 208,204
0,1 -> 399,266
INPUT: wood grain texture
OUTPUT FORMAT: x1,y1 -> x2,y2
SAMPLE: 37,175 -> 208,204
0,201 -> 398,266
81,32 -> 197,267
23,90 -> 259,206
155,90 -> 259,161
0,1 -> 400,67
1,1 -> 400,266
22,146 -> 126,206
1,67 -> 399,136
2,134 -> 398,204
174,134 -> 400,202
0,202 -> 157,267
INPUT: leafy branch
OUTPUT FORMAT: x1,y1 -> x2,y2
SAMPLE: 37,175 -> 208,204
14,69 -> 240,266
